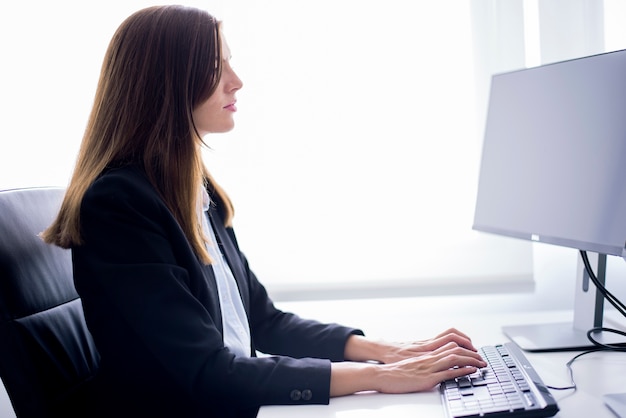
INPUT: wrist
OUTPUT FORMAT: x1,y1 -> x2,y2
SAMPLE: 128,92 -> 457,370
344,335 -> 388,363
330,361 -> 381,396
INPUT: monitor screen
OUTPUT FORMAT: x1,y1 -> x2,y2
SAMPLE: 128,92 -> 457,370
473,49 -> 626,258
473,49 -> 626,352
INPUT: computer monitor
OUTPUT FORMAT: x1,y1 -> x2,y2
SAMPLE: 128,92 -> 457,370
473,48 -> 626,352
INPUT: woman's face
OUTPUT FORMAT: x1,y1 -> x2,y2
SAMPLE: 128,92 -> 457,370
193,34 -> 243,136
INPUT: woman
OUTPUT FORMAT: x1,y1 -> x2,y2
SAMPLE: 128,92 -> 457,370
43,5 -> 486,418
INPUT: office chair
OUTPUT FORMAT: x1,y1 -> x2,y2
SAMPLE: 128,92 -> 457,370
0,187 -> 99,418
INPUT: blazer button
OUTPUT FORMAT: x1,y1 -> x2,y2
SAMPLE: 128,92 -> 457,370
302,389 -> 313,401
290,389 -> 302,401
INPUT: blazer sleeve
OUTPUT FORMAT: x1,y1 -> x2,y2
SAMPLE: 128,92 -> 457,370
243,254 -> 364,360
72,167 -> 358,415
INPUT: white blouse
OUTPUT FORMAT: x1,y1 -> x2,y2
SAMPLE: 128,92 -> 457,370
199,188 -> 251,358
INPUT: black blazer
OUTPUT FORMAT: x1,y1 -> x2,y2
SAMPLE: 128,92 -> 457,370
71,166 -> 362,418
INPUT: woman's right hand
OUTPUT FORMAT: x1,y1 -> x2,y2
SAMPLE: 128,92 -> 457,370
372,342 -> 486,393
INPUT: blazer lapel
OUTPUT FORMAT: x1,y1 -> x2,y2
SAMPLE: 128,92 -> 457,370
198,261 -> 223,334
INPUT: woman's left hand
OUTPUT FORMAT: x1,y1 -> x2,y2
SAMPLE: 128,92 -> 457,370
345,328 -> 479,364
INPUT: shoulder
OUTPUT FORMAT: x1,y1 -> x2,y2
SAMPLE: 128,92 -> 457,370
78,166 -> 186,252
80,165 -> 173,230
84,166 -> 161,209
88,165 -> 153,195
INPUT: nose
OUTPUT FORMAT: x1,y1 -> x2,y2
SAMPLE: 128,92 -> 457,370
225,65 -> 243,92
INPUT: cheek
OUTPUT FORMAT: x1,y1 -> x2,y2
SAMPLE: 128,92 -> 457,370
193,103 -> 217,131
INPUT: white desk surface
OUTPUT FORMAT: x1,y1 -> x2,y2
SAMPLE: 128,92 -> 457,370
258,297 -> 626,418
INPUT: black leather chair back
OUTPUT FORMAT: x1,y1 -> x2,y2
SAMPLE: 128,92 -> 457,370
0,187 -> 99,417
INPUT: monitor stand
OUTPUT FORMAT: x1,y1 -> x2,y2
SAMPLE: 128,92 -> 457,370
502,252 -> 619,352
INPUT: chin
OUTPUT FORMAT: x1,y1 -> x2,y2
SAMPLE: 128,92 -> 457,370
217,123 -> 236,133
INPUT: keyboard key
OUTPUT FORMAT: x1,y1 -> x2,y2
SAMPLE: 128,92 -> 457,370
457,377 -> 472,388
524,393 -> 536,407
460,388 -> 474,397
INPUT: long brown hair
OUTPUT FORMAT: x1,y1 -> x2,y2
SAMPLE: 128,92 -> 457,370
42,5 -> 233,264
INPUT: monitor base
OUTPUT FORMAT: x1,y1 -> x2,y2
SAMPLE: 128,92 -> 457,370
503,322 -> 625,352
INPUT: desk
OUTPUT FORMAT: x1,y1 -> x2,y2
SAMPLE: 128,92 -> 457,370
259,297 -> 626,418
0,296 -> 622,418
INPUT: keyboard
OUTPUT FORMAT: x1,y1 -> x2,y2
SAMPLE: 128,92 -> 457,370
439,342 -> 559,418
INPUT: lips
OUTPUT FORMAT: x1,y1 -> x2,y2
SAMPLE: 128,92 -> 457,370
224,101 -> 237,112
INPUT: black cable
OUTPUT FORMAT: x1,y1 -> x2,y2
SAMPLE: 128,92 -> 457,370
587,327 -> 626,350
580,251 -> 626,317
548,251 -> 626,392
580,250 -> 626,349
546,348 -> 606,391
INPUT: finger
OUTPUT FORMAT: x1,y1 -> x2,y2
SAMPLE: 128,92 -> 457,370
414,328 -> 473,345
436,328 -> 471,341
432,343 -> 487,368
431,331 -> 479,352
